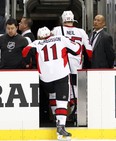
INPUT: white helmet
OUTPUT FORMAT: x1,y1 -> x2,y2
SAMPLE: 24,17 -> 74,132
62,10 -> 74,23
37,26 -> 50,38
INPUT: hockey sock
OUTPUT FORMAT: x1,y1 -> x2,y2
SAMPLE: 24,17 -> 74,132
49,93 -> 56,115
55,100 -> 68,125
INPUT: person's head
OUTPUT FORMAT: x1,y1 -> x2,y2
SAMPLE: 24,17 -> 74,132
19,17 -> 33,32
93,15 -> 106,31
61,10 -> 75,26
37,26 -> 51,39
6,18 -> 18,37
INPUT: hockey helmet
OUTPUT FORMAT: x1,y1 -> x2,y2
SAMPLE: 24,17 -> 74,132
61,10 -> 74,23
37,26 -> 50,38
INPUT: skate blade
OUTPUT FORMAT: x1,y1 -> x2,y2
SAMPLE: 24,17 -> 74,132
57,134 -> 71,141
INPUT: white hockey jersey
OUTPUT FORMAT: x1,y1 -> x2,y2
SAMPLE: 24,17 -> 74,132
23,35 -> 80,82
52,25 -> 92,73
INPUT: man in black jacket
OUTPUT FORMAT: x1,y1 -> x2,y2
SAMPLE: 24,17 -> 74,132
90,14 -> 115,68
0,18 -> 28,69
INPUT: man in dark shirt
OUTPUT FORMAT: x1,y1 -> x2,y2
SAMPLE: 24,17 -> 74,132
0,18 -> 28,69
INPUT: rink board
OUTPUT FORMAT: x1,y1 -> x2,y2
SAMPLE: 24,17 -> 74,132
0,129 -> 116,140
0,70 -> 116,140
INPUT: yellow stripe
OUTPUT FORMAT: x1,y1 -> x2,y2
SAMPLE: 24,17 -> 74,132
0,128 -> 116,140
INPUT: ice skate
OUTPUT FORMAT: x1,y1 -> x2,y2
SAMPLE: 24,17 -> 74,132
57,125 -> 72,141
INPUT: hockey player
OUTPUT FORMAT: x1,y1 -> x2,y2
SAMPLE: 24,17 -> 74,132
51,10 -> 93,124
22,26 -> 81,139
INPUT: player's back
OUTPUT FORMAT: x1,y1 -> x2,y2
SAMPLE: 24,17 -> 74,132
52,26 -> 87,45
33,35 -> 71,82
52,26 -> 92,71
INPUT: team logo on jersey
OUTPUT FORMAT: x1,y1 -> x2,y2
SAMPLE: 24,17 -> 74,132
7,42 -> 15,52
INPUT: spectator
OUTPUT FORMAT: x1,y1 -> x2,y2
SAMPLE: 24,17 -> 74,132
0,18 -> 28,69
22,26 -> 81,139
51,10 -> 92,123
90,14 -> 115,68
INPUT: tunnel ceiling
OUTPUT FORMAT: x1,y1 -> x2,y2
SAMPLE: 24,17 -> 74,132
26,0 -> 82,22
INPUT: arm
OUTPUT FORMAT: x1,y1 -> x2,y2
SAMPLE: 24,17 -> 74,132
104,35 -> 115,68
81,29 -> 93,68
22,44 -> 37,69
66,42 -> 81,56
66,48 -> 79,55
82,29 -> 93,60
64,37 -> 81,55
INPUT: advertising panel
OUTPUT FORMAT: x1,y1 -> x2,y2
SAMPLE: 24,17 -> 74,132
0,71 -> 39,130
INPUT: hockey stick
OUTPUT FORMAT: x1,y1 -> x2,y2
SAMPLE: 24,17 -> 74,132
61,24 -> 77,126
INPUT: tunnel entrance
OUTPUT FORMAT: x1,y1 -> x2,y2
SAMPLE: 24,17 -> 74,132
31,19 -> 59,39
25,0 -> 83,128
